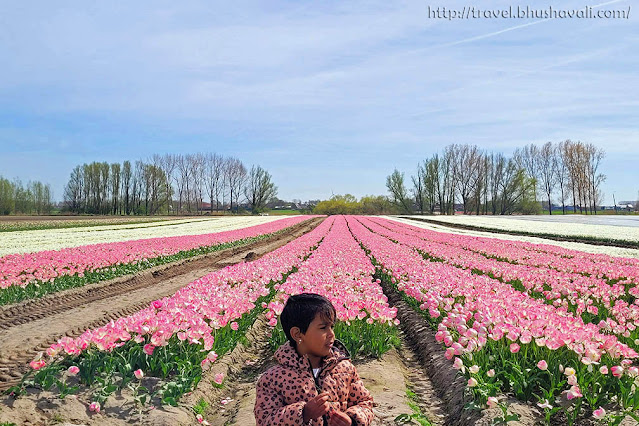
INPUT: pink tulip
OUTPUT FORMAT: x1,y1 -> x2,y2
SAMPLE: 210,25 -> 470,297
134,369 -> 144,379
487,396 -> 498,408
445,347 -> 455,360
196,414 -> 210,425
467,378 -> 478,387
214,373 -> 224,385
566,385 -> 583,400
537,360 -> 548,371
509,343 -> 520,353
67,366 -> 80,376
600,365 -> 609,375
537,399 -> 553,409
612,366 -> 624,377
143,344 -> 155,356
593,407 -> 606,419
89,401 -> 101,413
30,359 -> 46,370
487,369 -> 495,378
230,322 -> 239,331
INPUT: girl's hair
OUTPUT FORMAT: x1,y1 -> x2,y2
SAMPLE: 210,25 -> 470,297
280,293 -> 336,346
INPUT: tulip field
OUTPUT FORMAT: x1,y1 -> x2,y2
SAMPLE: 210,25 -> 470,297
0,215 -> 309,304
2,214 -> 639,424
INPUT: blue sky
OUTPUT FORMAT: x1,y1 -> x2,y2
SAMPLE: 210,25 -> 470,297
0,0 -> 637,204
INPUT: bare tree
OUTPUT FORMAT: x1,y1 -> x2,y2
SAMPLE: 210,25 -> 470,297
64,166 -> 84,213
244,165 -> 278,213
205,153 -> 225,212
175,154 -> 191,214
110,163 -> 121,215
514,144 -> 539,205
452,144 -> 482,214
554,142 -> 570,214
386,169 -> 412,213
585,143 -> 605,214
188,153 -> 206,214
121,161 -> 132,215
537,142 -> 558,214
156,154 -> 176,215
226,157 -> 247,213
423,157 -> 439,214
411,163 -> 426,214
440,147 -> 457,215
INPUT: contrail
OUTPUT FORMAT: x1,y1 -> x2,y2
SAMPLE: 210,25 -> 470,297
443,20 -> 548,47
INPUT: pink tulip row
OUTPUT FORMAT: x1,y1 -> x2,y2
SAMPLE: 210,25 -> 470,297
267,216 -> 397,325
45,217 -> 335,360
364,218 -> 639,339
347,216 -> 638,365
1,216 -> 314,290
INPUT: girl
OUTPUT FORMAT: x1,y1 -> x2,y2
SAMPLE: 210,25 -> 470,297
255,293 -> 374,425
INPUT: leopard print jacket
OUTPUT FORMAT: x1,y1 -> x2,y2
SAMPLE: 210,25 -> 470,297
254,340 -> 374,425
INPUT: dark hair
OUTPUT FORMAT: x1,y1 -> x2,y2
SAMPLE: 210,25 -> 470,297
280,293 -> 336,346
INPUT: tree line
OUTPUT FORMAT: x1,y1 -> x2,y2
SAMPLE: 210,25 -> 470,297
63,153 -> 277,215
0,177 -> 54,215
387,140 -> 606,215
313,194 -> 399,215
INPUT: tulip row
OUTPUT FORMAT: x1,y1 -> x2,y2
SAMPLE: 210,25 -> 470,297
19,217 -> 335,408
266,216 -> 399,358
347,216 -> 639,424
367,218 -> 639,347
0,216 -> 313,305
385,217 -> 639,286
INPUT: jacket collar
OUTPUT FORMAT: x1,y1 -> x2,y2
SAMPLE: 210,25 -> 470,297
275,339 -> 351,372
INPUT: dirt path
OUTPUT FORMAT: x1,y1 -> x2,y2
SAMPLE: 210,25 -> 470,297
0,217 -> 323,393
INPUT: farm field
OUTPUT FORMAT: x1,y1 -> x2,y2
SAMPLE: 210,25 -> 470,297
406,214 -> 639,247
386,216 -> 639,260
0,215 -> 298,256
1,215 -> 639,425
0,215 -> 186,233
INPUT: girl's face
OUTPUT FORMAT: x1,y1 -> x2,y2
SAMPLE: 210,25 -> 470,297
299,313 -> 335,361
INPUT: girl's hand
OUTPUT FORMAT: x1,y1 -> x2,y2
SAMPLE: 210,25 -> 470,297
328,409 -> 352,426
302,392 -> 330,422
